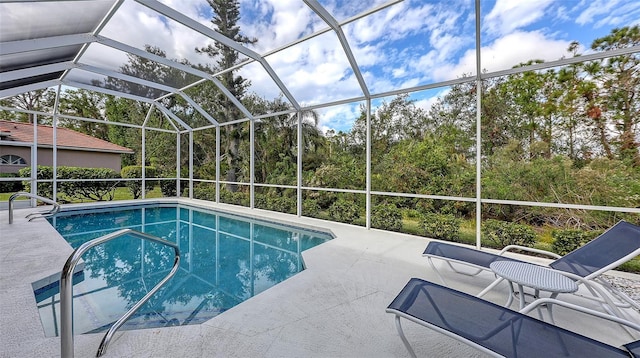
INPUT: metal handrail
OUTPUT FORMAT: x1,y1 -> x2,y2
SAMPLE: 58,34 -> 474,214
8,191 -> 60,224
60,229 -> 180,358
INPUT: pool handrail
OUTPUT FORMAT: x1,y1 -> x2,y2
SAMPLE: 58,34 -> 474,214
59,228 -> 181,358
8,191 -> 60,224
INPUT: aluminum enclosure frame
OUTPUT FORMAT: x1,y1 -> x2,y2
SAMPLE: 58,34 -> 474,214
1,0 -> 639,248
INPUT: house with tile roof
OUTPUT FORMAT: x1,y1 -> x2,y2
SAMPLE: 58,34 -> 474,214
0,120 -> 133,174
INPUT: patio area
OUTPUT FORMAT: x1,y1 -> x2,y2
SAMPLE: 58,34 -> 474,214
1,199 -> 638,357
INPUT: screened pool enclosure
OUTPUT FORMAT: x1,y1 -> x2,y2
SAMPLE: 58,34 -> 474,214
1,0 -> 639,248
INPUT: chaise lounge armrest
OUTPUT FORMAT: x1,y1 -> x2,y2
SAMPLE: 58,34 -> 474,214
422,221 -> 640,315
499,244 -> 563,259
386,278 -> 640,358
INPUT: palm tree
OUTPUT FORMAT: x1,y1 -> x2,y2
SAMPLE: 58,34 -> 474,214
253,106 -> 324,184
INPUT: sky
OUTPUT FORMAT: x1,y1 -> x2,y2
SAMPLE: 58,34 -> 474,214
77,0 -> 640,133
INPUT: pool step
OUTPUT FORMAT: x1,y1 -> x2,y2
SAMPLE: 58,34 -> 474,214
32,264 -> 86,302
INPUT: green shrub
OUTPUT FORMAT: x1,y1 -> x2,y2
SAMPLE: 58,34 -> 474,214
0,173 -> 23,193
267,195 -> 296,214
121,166 -> 157,199
551,229 -> 600,255
420,212 -> 461,241
372,203 -> 403,231
309,191 -> 337,209
551,229 -> 584,255
403,209 -> 422,219
159,179 -> 177,197
302,199 -> 320,217
57,167 -> 120,201
193,183 -> 216,201
158,169 -> 186,197
482,219 -> 536,248
220,189 -> 249,206
328,198 -> 360,224
254,193 -> 268,209
20,166 -> 119,201
20,166 -> 53,198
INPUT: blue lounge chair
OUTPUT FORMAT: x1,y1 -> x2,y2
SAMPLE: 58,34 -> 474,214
386,278 -> 640,358
423,220 -> 640,314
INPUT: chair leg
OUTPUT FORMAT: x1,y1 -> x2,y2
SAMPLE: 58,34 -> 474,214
395,315 -> 418,358
477,277 -> 505,298
446,261 -> 484,277
546,293 -> 560,324
427,257 -> 448,285
595,277 -> 640,311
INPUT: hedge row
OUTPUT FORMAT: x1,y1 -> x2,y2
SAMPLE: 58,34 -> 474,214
18,165 -> 160,202
189,184 -> 591,254
9,172 -> 606,257
0,173 -> 23,192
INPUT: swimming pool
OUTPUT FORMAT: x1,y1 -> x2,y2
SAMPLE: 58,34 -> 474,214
37,203 -> 333,337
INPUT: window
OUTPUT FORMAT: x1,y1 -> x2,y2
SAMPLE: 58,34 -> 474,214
0,155 -> 26,165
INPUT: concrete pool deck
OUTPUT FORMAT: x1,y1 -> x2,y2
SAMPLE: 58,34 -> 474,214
1,199 -> 639,357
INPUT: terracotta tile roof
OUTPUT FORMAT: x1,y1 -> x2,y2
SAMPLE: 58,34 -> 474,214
0,120 -> 133,154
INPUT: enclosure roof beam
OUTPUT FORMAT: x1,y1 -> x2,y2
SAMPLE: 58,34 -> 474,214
96,35 -> 255,120
0,62 -> 74,83
134,0 -> 300,110
135,0 -> 260,58
0,79 -> 60,99
65,81 -> 156,104
0,33 -> 95,55
154,103 -> 192,131
303,0 -> 370,98
60,0 -> 125,83
178,92 -> 220,126
76,63 -> 180,94
481,44 -> 640,80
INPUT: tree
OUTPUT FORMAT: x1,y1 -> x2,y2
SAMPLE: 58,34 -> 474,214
181,71 -> 224,178
248,95 -> 290,184
372,134 -> 474,200
196,0 -> 257,192
587,26 -> 640,167
0,89 -> 55,123
101,46 -> 196,169
106,45 -> 177,102
352,94 -> 430,158
428,81 -> 478,159
238,94 -> 324,186
555,42 -> 593,163
58,89 -> 109,140
480,78 -> 514,157
497,60 -> 552,159
104,96 -> 146,167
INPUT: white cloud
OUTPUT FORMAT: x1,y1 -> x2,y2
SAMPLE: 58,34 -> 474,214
99,1 -> 217,68
350,43 -> 382,68
435,31 -> 571,81
317,103 -> 362,133
344,1 -> 474,95
484,0 -> 554,37
158,0 -> 208,20
51,0 -> 636,133
239,0 -> 318,54
243,32 -> 364,106
414,96 -> 439,113
576,0 -> 619,26
392,67 -> 407,78
577,0 -> 640,28
347,2 -> 415,44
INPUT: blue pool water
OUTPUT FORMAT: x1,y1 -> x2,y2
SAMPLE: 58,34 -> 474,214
38,203 -> 333,337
